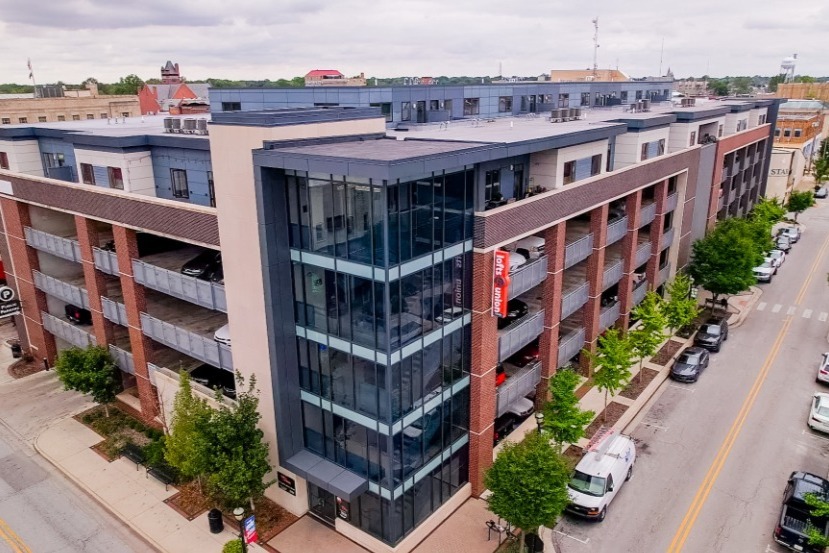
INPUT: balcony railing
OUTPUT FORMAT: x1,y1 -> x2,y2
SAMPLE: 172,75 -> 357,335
24,227 -> 82,263
140,312 -> 233,370
564,234 -> 593,269
599,302 -> 621,332
633,281 -> 648,305
718,195 -> 725,212
133,260 -> 227,313
92,247 -> 119,275
42,312 -> 96,348
658,263 -> 671,286
109,345 -> 135,375
606,216 -> 628,246
665,193 -> 679,213
147,362 -> 234,403
561,282 -> 589,320
635,242 -> 652,267
557,328 -> 585,367
508,256 -> 548,300
495,361 -> 542,418
602,261 -> 623,290
32,271 -> 89,309
661,227 -> 675,251
498,309 -> 545,362
640,203 -> 656,227
101,297 -> 129,326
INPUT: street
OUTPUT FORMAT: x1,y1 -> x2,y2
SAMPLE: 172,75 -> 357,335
0,339 -> 151,553
555,203 -> 829,553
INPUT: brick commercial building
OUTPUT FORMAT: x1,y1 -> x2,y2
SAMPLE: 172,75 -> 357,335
0,81 -> 782,552
0,94 -> 139,125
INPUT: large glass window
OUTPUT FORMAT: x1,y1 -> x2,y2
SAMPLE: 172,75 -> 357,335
171,168 -> 189,198
558,93 -> 569,107
463,98 -> 479,116
498,96 -> 512,113
401,102 -> 412,122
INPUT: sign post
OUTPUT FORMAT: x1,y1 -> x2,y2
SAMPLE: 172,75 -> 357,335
0,286 -> 20,319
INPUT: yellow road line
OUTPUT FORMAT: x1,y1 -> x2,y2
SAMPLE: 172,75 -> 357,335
666,316 -> 792,552
795,234 -> 829,305
0,517 -> 31,553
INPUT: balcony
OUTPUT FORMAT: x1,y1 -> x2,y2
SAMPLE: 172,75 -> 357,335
557,327 -> 585,367
564,234 -> 593,269
561,282 -> 589,320
658,263 -> 671,286
640,202 -> 656,227
140,312 -> 233,370
32,271 -> 89,309
101,297 -> 129,326
661,227 -> 675,251
508,256 -> 548,300
606,216 -> 628,246
92,247 -> 119,276
42,312 -> 96,349
133,260 -> 227,313
498,309 -> 545,362
602,260 -> 623,291
24,227 -> 82,263
665,193 -> 679,213
635,241 -> 652,267
633,281 -> 648,305
599,302 -> 621,332
495,361 -> 542,418
109,345 -> 135,375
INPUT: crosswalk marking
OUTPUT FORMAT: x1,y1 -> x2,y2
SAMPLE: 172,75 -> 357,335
771,304 -> 782,313
787,306 -> 797,315
821,312 -> 828,322
803,309 -> 813,319
756,302 -> 767,311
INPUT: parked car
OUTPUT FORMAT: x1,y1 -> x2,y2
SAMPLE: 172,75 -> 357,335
505,396 -> 535,418
64,304 -> 92,325
670,347 -> 710,383
497,299 -> 529,330
768,249 -> 786,268
567,431 -> 636,522
209,265 -> 224,285
495,364 -> 507,387
808,392 -> 829,434
816,353 -> 829,384
773,471 -> 829,552
509,251 -> 527,272
753,260 -> 775,283
493,413 -> 518,446
507,341 -> 540,367
815,187 -> 828,199
776,236 -> 792,253
190,363 -> 236,399
213,324 -> 231,346
514,236 -> 546,260
694,317 -> 729,352
181,251 -> 222,280
778,226 -> 801,243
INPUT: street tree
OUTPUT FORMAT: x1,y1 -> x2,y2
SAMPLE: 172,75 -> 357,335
662,275 -> 700,335
54,346 -> 120,417
803,493 -> 829,548
485,432 -> 572,553
787,190 -> 816,221
629,291 -> 668,382
749,197 -> 787,227
165,371 -> 214,492
542,370 -> 595,448
814,155 -> 829,186
584,328 -> 634,421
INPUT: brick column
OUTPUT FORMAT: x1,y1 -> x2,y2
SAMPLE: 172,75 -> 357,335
468,250 -> 499,497
536,223 -> 566,403
580,204 -> 609,375
616,191 -> 642,330
75,216 -> 114,347
0,199 -> 56,362
646,181 -> 668,288
113,225 -> 158,420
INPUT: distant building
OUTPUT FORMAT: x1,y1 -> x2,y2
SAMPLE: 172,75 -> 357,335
138,61 -> 209,115
0,94 -> 139,125
304,69 -> 366,87
777,82 -> 829,103
160,60 -> 182,84
675,79 -> 709,97
767,99 -> 829,201
550,69 -> 629,82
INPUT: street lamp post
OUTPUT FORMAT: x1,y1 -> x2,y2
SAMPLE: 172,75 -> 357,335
233,507 -> 247,553
534,411 -> 545,434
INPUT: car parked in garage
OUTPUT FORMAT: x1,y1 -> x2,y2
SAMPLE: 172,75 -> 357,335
497,299 -> 529,330
64,304 -> 92,325
181,251 -> 222,280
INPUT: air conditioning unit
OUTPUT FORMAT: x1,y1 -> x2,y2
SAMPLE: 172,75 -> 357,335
573,108 -> 582,120
197,119 -> 209,135
642,99 -> 651,112
170,118 -> 182,133
550,108 -> 562,123
183,118 -> 197,134
163,118 -> 174,133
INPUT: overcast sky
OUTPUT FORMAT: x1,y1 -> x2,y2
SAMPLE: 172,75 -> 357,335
1,0 -> 827,84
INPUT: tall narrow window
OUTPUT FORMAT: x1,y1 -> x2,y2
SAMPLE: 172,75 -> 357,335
0,152 -> 9,170
658,139 -> 666,156
689,131 -> 697,146
80,163 -> 95,184
641,143 -> 649,161
463,98 -> 479,116
207,171 -> 216,207
107,166 -> 123,189
563,161 -> 576,184
171,168 -> 189,198
591,155 -> 602,176
401,102 -> 412,122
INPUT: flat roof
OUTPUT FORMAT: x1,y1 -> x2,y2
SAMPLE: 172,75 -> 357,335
274,137 -> 481,161
0,114 -> 209,138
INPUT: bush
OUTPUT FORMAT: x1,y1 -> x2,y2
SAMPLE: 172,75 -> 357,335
222,539 -> 244,553
143,437 -> 166,467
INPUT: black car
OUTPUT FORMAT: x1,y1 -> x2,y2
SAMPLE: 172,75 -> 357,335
497,299 -> 529,330
774,471 -> 829,552
493,413 -> 518,446
181,251 -> 222,280
190,364 -> 236,399
670,347 -> 710,383
209,265 -> 224,285
64,304 -> 92,325
694,317 -> 729,352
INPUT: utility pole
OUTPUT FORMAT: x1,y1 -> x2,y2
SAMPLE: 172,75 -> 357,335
659,37 -> 664,77
592,17 -> 600,78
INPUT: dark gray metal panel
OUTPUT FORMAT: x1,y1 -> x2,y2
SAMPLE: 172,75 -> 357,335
692,143 -> 716,240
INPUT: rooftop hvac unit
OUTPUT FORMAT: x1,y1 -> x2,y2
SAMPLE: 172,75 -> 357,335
550,108 -> 563,123
183,118 -> 197,133
163,118 -> 174,133
170,118 -> 182,133
196,118 -> 209,135
642,99 -> 651,112
561,108 -> 572,121
573,108 -> 582,120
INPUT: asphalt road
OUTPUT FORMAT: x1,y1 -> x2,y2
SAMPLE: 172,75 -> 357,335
554,203 -> 829,553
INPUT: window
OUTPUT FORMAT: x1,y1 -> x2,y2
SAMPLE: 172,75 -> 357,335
718,124 -> 724,137
591,154 -> 602,176
42,152 -> 65,168
100,113 -> 107,119
663,89 -> 670,98
463,98 -> 479,116
1,118 -> 9,125
57,115 -> 65,122
18,117 -> 27,124
774,128 -> 781,137
401,102 -> 412,122
107,166 -> 123,189
86,114 -> 94,120
498,96 -> 512,113
794,129 -> 802,138
558,93 -> 569,108
72,114 -> 80,121
641,143 -> 649,161
80,163 -> 95,184
207,171 -> 216,207
171,169 -> 189,198
581,92 -> 590,106
635,90 -> 643,100
540,94 -> 552,105
620,91 -> 628,103
221,102 -> 241,112
658,139 -> 666,156
563,161 -> 576,184
759,114 -> 766,125
689,131 -> 697,147
783,128 -> 791,138
38,116 -> 46,122
369,103 -> 392,122
121,112 -> 130,118
484,170 -> 501,203
0,152 -> 9,170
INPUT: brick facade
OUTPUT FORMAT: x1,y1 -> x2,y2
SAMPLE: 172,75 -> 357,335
580,204 -> 609,373
536,223 -> 566,402
616,191 -> 642,329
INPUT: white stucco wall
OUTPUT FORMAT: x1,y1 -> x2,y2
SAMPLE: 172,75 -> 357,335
0,139 -> 44,176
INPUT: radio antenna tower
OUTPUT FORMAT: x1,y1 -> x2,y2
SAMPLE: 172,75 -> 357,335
592,17 -> 600,77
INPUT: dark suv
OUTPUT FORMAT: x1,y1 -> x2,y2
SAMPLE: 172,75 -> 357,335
774,471 -> 829,552
694,317 -> 729,352
64,304 -> 92,325
497,299 -> 529,330
181,251 -> 222,280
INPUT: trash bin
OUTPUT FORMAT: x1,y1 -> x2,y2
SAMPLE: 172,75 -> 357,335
10,343 -> 21,359
525,532 -> 544,552
208,508 -> 224,534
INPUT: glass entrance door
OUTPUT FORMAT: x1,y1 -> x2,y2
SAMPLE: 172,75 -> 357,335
308,483 -> 337,525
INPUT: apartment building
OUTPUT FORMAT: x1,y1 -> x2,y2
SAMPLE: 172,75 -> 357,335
0,95 -> 139,125
0,87 -> 781,552
766,100 -> 828,200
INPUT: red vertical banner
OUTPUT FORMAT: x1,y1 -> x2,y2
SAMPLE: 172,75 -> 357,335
492,250 -> 511,317
243,515 -> 258,544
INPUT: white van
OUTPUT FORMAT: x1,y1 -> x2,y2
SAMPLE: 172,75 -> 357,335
566,430 -> 636,521
514,236 -> 546,260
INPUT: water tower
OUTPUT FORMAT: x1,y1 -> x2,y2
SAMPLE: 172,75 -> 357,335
780,54 -> 797,83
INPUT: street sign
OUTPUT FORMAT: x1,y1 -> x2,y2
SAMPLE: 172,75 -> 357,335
243,515 -> 258,545
0,286 -> 15,302
0,300 -> 20,319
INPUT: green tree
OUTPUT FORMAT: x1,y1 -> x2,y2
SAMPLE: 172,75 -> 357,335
584,329 -> 634,420
731,77 -> 752,95
54,346 -> 121,417
110,74 -> 144,95
629,291 -> 668,381
787,190 -> 816,221
165,371 -> 214,492
687,218 -> 763,305
207,374 -> 274,509
804,492 -> 829,547
749,197 -> 787,227
708,79 -> 729,96
814,155 -> 829,186
768,74 -> 786,92
662,275 -> 700,335
485,432 -> 572,553
542,370 -> 595,448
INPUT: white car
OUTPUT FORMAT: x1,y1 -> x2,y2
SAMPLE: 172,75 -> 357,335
509,252 -> 527,271
753,260 -> 775,283
768,249 -> 785,269
808,393 -> 829,434
817,353 -> 829,384
778,226 -> 801,243
214,324 -> 231,346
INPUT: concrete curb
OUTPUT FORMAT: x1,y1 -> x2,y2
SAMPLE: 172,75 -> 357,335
728,286 -> 763,329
